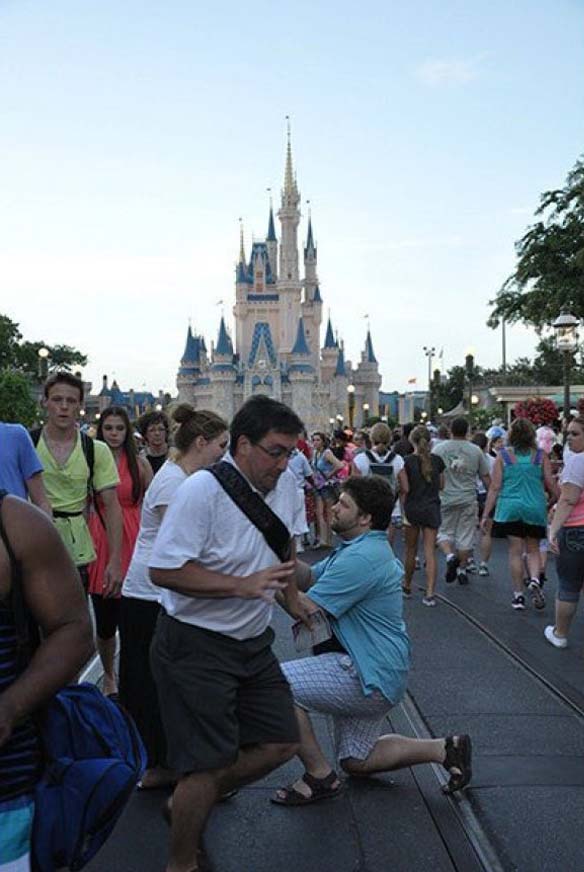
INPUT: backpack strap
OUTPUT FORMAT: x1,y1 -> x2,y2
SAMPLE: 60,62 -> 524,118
500,448 -> 515,467
384,450 -> 396,465
30,427 -> 41,447
208,461 -> 292,563
532,448 -> 544,466
365,450 -> 375,463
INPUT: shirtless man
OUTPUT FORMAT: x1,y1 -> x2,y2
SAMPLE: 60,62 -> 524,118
0,493 -> 94,870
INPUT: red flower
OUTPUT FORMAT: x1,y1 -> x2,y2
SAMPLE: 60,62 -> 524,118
513,397 -> 558,426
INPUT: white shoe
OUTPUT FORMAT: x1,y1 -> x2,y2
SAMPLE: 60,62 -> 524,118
478,562 -> 489,576
544,625 -> 567,649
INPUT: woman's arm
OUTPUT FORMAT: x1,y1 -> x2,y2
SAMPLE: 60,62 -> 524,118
324,449 -> 345,475
542,454 -> 559,502
481,455 -> 503,529
549,482 -> 582,549
397,468 -> 409,499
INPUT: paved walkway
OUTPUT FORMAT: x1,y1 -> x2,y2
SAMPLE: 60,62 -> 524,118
87,537 -> 584,871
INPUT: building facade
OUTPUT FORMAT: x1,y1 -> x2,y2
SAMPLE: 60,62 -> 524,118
176,132 -> 381,433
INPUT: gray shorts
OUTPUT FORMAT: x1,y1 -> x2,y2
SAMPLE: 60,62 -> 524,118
437,502 -> 478,551
281,653 -> 392,762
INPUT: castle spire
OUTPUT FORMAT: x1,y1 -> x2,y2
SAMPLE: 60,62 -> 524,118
284,116 -> 296,196
291,317 -> 311,356
324,317 -> 336,349
239,218 -> 246,264
215,316 -> 233,357
365,329 -> 377,363
267,200 -> 276,242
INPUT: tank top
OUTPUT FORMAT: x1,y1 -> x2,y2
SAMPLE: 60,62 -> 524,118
0,492 -> 41,799
494,449 -> 547,527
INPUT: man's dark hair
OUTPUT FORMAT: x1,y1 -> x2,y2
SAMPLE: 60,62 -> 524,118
451,416 -> 469,438
341,476 -> 394,531
230,395 -> 304,454
44,371 -> 84,402
138,410 -> 170,438
471,431 -> 488,450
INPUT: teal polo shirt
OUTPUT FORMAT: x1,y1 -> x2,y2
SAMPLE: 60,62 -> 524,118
309,531 -> 410,705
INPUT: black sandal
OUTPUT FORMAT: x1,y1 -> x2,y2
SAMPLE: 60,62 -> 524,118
442,735 -> 472,794
271,770 -> 344,806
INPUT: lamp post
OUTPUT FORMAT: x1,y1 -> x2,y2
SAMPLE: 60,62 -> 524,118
329,417 -> 335,434
37,346 -> 50,380
553,310 -> 580,424
347,384 -> 355,430
423,345 -> 435,417
464,347 -> 475,425
362,402 -> 370,427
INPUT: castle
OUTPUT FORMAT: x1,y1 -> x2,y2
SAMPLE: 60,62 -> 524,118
176,130 -> 382,433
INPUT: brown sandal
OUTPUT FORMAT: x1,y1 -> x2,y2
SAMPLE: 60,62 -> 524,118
271,770 -> 344,806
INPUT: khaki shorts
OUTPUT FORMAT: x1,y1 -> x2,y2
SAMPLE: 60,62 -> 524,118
437,502 -> 478,551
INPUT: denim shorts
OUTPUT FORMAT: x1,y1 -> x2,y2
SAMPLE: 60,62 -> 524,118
556,526 -> 584,602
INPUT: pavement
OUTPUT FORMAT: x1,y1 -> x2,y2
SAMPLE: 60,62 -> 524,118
87,536 -> 584,872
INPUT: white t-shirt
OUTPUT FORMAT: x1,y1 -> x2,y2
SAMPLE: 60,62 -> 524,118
149,457 -> 305,640
122,459 -> 188,602
353,448 -> 405,479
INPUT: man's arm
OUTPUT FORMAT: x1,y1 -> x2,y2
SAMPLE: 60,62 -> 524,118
25,472 -> 52,517
150,560 -> 295,601
99,487 -> 123,597
0,498 -> 94,748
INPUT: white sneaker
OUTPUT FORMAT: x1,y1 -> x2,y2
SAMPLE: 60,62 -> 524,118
478,562 -> 489,577
544,625 -> 568,649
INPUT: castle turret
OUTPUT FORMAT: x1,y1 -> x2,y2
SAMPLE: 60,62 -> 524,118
266,201 -> 278,281
353,328 -> 382,424
277,122 -> 302,353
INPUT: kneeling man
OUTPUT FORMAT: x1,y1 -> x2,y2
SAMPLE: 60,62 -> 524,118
274,476 -> 472,805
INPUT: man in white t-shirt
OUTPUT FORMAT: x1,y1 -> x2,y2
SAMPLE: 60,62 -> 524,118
149,396 -> 308,872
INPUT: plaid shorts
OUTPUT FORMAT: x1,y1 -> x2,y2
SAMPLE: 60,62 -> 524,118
281,653 -> 392,762
0,794 -> 34,872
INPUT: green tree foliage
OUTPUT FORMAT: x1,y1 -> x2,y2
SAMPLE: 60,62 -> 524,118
0,370 -> 38,426
0,314 -> 87,377
488,157 -> 584,330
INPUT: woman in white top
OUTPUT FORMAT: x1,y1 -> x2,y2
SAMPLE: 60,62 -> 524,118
351,422 -> 408,546
120,404 -> 229,790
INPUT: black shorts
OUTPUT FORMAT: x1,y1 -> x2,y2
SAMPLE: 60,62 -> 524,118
150,613 -> 299,774
492,520 -> 547,540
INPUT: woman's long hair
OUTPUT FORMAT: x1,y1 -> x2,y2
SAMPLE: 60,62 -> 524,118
410,425 -> 433,482
97,405 -> 142,504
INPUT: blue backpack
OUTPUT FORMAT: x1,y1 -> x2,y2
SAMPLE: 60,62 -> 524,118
32,684 -> 147,871
0,492 -> 147,871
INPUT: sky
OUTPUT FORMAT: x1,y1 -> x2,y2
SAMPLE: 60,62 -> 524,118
1,0 -> 583,396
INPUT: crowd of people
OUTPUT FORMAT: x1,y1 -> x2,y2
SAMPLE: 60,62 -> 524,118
0,370 -> 582,872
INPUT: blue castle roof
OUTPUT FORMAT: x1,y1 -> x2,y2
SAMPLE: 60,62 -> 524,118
267,206 -> 276,242
313,285 -> 322,303
291,317 -> 311,356
324,317 -> 337,349
236,242 -> 276,286
335,346 -> 347,377
215,316 -> 233,356
365,330 -> 377,364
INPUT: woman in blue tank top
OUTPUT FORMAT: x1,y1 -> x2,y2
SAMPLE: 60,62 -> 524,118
482,418 -> 557,611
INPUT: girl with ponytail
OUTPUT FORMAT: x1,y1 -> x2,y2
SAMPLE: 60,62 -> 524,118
402,425 -> 445,605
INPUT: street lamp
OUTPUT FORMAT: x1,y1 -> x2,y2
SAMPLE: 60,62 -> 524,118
423,346 -> 436,416
347,384 -> 355,430
465,347 -> 475,424
553,310 -> 580,424
329,417 -> 335,433
37,346 -> 50,380
362,402 -> 370,426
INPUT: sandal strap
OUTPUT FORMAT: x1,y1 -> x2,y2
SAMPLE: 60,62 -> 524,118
302,770 -> 338,795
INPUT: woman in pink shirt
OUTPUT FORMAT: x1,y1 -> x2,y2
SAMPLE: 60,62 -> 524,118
546,416 -> 584,648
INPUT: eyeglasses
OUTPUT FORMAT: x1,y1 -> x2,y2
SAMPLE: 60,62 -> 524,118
253,442 -> 296,460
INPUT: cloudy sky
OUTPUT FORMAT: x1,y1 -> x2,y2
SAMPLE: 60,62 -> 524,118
1,0 -> 582,395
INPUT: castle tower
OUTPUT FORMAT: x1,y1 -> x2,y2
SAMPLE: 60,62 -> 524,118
301,209 -> 323,371
288,317 -> 314,420
277,123 -> 302,353
266,200 -> 278,281
354,329 -> 382,424
210,316 -> 237,421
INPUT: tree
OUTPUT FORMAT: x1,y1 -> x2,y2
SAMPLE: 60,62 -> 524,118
0,370 -> 38,426
488,157 -> 584,331
0,314 -> 87,378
